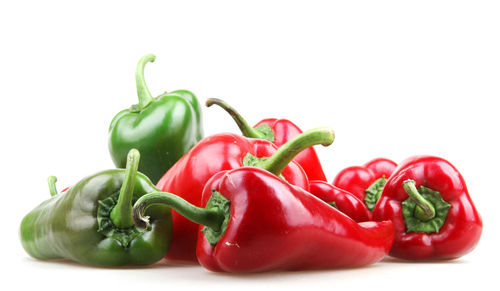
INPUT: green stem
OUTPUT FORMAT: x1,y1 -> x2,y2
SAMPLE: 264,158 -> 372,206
110,149 -> 141,228
133,192 -> 224,231
48,176 -> 58,197
136,53 -> 156,110
206,98 -> 266,139
260,127 -> 335,176
402,180 -> 436,221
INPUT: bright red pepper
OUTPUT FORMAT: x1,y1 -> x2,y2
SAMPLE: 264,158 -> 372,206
333,158 -> 397,211
206,98 -> 328,181
309,180 -> 371,222
156,127 -> 335,261
134,167 -> 394,272
372,155 -> 482,260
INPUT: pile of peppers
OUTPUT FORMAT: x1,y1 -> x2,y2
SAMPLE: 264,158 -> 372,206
20,54 -> 482,273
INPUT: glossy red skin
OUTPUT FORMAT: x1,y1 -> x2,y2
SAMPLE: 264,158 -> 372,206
156,133 -> 309,262
196,167 -> 395,273
255,118 -> 327,181
333,158 -> 397,201
309,180 -> 372,222
372,156 -> 482,260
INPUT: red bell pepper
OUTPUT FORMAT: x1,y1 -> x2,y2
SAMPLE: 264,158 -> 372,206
206,98 -> 328,181
156,127 -> 335,261
333,158 -> 397,211
134,167 -> 394,272
309,180 -> 372,222
372,156 -> 482,260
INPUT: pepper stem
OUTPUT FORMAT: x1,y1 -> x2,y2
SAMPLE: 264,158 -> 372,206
48,176 -> 58,197
132,192 -> 225,231
260,127 -> 335,176
110,149 -> 141,228
402,180 -> 436,221
136,54 -> 156,110
206,98 -> 268,140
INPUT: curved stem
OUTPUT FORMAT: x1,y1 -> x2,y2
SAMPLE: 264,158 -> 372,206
136,54 -> 156,110
110,149 -> 141,228
402,180 -> 436,221
48,176 -> 58,197
133,192 -> 224,231
206,98 -> 266,139
260,127 -> 335,176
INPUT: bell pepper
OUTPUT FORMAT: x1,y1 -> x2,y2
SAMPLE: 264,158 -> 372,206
206,98 -> 327,181
372,155 -> 482,260
333,158 -> 397,211
309,180 -> 372,222
108,54 -> 204,183
134,167 -> 394,272
20,149 -> 172,266
156,127 -> 335,261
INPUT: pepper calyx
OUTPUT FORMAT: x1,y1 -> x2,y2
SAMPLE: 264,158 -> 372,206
243,153 -> 286,180
365,176 -> 387,211
97,192 -> 146,248
201,190 -> 231,246
402,184 -> 451,233
253,123 -> 275,142
129,104 -> 141,113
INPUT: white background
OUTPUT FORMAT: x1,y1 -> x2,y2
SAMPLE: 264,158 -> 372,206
1,1 -> 498,290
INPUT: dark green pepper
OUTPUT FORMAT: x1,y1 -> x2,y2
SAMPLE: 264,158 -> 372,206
20,149 -> 172,267
108,54 -> 204,183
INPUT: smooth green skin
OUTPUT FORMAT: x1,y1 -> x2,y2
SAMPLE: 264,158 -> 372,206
20,170 -> 172,267
108,54 -> 203,183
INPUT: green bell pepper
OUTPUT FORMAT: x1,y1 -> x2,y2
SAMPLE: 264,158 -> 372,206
108,54 -> 204,183
20,149 -> 172,266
